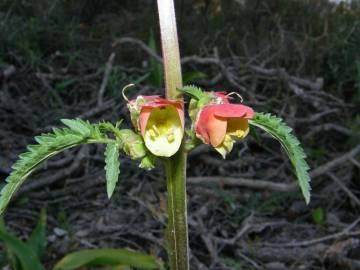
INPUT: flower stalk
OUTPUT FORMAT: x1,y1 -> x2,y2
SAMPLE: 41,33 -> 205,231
157,0 -> 189,269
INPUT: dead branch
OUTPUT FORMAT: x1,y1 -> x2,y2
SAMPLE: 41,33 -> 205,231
97,52 -> 116,106
188,144 -> 360,193
261,217 -> 360,247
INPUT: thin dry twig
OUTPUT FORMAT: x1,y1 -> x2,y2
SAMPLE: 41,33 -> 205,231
112,37 -> 163,63
188,144 -> 360,192
97,52 -> 116,106
327,172 -> 360,207
262,217 -> 360,248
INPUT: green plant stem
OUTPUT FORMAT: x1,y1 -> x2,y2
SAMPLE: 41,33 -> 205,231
157,0 -> 189,269
164,153 -> 188,270
157,0 -> 183,99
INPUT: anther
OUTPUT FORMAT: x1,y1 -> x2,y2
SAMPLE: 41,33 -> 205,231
167,134 -> 175,143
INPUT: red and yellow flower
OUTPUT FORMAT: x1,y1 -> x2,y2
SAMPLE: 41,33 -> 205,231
194,92 -> 254,158
128,96 -> 184,157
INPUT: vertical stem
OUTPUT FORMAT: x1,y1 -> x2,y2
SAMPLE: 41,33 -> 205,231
157,1 -> 189,270
164,154 -> 188,270
157,0 -> 183,99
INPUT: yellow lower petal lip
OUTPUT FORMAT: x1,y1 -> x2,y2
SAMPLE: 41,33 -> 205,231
143,106 -> 183,157
214,118 -> 250,158
214,134 -> 234,159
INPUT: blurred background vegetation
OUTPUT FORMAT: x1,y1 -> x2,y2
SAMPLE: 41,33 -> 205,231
0,0 -> 359,269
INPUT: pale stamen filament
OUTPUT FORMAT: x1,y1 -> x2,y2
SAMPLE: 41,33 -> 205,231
148,129 -> 156,139
152,125 -> 160,136
226,92 -> 243,103
122,83 -> 135,102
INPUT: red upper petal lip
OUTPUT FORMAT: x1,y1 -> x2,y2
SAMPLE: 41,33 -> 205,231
211,104 -> 254,119
129,95 -> 161,104
132,96 -> 184,109
142,99 -> 184,109
134,96 -> 184,135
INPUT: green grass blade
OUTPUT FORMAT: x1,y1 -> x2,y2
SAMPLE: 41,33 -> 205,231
53,248 -> 163,270
249,113 -> 311,204
0,226 -> 45,270
27,208 -> 47,258
99,266 -> 130,270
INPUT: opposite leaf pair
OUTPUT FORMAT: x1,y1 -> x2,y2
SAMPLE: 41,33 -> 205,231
0,85 -> 311,217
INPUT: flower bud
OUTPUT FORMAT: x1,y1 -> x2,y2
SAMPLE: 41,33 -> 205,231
117,129 -> 147,159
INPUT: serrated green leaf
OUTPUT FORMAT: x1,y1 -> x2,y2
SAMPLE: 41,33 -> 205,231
0,226 -> 45,270
98,122 -> 117,133
98,120 -> 124,139
61,119 -> 91,137
178,85 -> 205,100
27,208 -> 47,258
105,143 -> 121,199
0,120 -> 114,215
0,131 -> 83,215
53,248 -> 162,270
249,113 -> 311,204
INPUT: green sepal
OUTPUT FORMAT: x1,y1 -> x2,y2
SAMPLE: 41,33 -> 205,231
186,88 -> 219,123
188,94 -> 212,123
126,96 -> 156,130
98,124 -> 147,160
139,154 -> 157,170
185,129 -> 201,151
